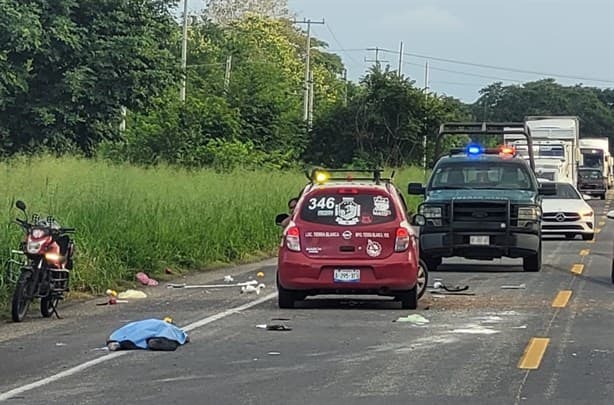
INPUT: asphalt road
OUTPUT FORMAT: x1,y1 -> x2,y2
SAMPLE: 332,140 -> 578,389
1,196 -> 613,404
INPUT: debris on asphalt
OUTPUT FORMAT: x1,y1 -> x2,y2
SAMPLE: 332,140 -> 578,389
430,279 -> 469,292
55,342 -> 67,347
500,283 -> 526,289
394,314 -> 430,325
136,272 -> 159,286
241,283 -> 266,295
512,325 -> 528,329
106,289 -> 118,297
267,351 -> 281,356
256,323 -> 292,331
451,326 -> 499,335
97,297 -> 129,306
106,318 -> 188,351
271,317 -> 291,321
257,271 -> 265,278
430,291 -> 476,296
167,280 -> 258,289
118,289 -> 147,299
224,275 -> 235,283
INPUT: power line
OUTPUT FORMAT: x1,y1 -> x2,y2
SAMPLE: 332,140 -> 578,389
378,48 -> 614,84
402,60 -> 524,83
319,24 -> 363,67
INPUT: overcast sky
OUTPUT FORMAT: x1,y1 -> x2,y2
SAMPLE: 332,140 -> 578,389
188,0 -> 614,103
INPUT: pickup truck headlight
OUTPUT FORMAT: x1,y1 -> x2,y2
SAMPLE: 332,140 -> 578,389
419,206 -> 443,226
420,206 -> 442,218
518,206 -> 540,227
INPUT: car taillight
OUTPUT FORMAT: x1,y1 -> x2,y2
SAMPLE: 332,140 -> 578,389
285,226 -> 301,252
395,227 -> 411,252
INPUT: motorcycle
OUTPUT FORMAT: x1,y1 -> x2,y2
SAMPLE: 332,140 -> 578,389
10,200 -> 75,322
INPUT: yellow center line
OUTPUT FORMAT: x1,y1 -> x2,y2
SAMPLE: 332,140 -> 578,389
571,264 -> 584,275
552,290 -> 573,308
595,228 -> 602,234
579,249 -> 590,256
518,337 -> 550,369
599,221 -> 606,226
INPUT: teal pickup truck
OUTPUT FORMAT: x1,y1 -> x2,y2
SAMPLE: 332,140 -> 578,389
409,122 -> 556,272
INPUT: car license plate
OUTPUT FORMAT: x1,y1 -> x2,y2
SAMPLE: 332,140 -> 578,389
470,236 -> 489,246
333,269 -> 360,282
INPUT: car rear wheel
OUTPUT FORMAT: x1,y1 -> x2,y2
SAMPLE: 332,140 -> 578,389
523,245 -> 542,272
277,274 -> 298,309
417,260 -> 428,299
397,286 -> 418,309
582,233 -> 594,241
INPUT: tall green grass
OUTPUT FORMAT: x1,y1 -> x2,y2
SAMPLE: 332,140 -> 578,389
0,157 -> 425,304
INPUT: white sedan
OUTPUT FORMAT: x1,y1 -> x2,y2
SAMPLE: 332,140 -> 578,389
540,181 -> 594,240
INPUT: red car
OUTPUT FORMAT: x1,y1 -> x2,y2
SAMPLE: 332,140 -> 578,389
275,169 -> 424,309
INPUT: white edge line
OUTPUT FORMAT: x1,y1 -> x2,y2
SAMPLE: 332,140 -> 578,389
0,291 -> 278,401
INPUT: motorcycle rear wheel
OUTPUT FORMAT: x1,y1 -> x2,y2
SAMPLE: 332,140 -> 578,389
11,270 -> 33,322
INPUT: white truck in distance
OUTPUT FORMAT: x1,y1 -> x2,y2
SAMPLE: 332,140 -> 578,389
504,116 -> 581,185
579,138 -> 614,189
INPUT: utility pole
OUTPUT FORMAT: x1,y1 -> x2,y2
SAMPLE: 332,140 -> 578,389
398,41 -> 404,76
342,68 -> 348,107
365,47 -> 389,68
291,18 -> 325,125
308,70 -> 315,129
119,106 -> 127,132
422,60 -> 430,181
224,55 -> 233,93
179,0 -> 189,102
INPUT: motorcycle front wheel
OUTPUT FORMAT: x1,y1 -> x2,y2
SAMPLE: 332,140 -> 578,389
40,296 -> 59,318
11,270 -> 33,322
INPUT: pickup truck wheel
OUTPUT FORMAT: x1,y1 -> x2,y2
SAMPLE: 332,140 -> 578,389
276,274 -> 297,309
423,256 -> 441,271
582,233 -> 594,241
397,285 -> 418,309
523,247 -> 542,272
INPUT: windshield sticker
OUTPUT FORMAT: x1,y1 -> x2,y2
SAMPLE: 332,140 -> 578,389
355,232 -> 390,238
342,230 -> 353,240
361,215 -> 373,224
317,210 -> 334,217
366,239 -> 382,257
372,196 -> 391,216
307,197 -> 335,210
304,231 -> 340,238
335,197 -> 361,225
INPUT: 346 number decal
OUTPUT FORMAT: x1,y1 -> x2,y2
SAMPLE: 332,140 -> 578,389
308,197 -> 335,210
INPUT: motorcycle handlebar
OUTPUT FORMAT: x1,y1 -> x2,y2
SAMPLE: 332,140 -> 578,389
60,227 -> 76,233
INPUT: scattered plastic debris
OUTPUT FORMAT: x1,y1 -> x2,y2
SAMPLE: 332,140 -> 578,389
501,283 -> 526,289
394,314 -> 430,325
267,351 -> 281,356
55,342 -> 66,347
257,271 -> 265,278
512,325 -> 528,329
256,323 -> 292,331
451,325 -> 499,335
106,289 -> 118,297
430,280 -> 469,292
241,283 -> 266,295
117,289 -> 147,299
136,272 -> 159,286
224,275 -> 235,283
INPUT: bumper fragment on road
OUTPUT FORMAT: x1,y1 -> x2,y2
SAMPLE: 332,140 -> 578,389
552,290 -> 572,308
518,337 -> 550,370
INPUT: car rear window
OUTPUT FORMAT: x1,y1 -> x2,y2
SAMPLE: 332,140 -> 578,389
299,191 -> 397,226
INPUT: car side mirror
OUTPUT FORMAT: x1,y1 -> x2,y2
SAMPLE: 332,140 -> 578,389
607,210 -> 614,220
275,213 -> 289,226
410,214 -> 426,227
538,182 -> 556,196
408,183 -> 425,195
15,200 -> 26,212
